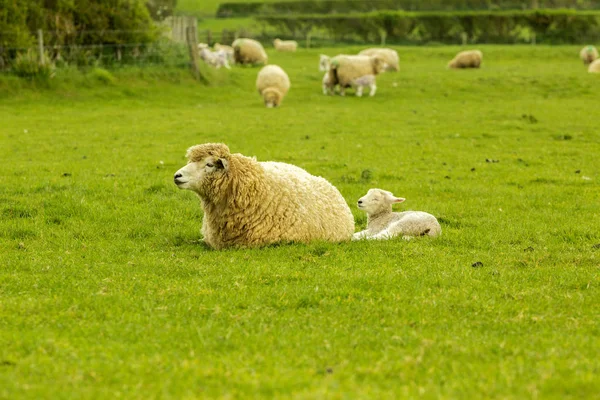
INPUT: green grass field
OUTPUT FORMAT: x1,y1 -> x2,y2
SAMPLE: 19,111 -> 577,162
1,45 -> 599,398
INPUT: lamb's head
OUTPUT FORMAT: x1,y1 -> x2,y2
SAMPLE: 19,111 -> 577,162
319,54 -> 331,72
262,88 -> 283,108
174,143 -> 230,196
357,189 -> 405,214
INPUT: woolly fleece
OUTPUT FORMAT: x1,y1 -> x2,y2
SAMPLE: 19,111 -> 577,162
232,38 -> 268,65
273,39 -> 297,52
589,59 -> 600,73
256,65 -> 291,107
359,48 -> 400,72
174,143 -> 354,249
327,55 -> 386,92
448,50 -> 483,69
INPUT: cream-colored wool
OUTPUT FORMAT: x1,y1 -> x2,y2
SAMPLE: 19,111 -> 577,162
214,43 -> 234,63
273,38 -> 297,52
448,50 -> 483,69
358,48 -> 399,72
352,189 -> 441,241
580,45 -> 599,65
174,143 -> 355,249
327,55 -> 387,95
589,59 -> 600,73
256,65 -> 291,107
232,38 -> 268,65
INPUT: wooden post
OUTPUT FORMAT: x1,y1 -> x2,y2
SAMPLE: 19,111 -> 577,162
186,26 -> 206,83
37,29 -> 45,66
306,32 -> 311,49
461,32 -> 468,46
532,33 -> 537,45
380,30 -> 387,46
207,29 -> 212,46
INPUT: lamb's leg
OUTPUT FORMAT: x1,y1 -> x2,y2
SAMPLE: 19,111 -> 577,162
339,86 -> 346,96
368,230 -> 394,240
369,83 -> 377,97
356,86 -> 363,97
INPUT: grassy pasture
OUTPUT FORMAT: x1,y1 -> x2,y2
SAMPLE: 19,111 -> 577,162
1,45 -> 599,398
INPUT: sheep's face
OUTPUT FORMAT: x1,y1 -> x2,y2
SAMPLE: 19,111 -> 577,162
357,189 -> 405,215
174,156 -> 228,194
262,88 -> 282,108
372,57 -> 388,74
319,55 -> 330,72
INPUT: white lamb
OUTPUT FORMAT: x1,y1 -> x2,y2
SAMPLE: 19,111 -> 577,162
319,54 -> 333,95
350,74 -> 376,97
352,189 -> 441,241
199,48 -> 230,69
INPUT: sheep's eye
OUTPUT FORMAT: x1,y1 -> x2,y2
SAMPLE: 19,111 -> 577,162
206,163 -> 214,168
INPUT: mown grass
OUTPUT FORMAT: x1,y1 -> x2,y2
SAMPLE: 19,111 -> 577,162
1,45 -> 599,399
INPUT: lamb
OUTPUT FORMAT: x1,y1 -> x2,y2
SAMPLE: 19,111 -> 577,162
581,45 -> 599,65
199,47 -> 230,69
256,65 -> 291,108
327,55 -> 387,96
358,48 -> 399,72
232,38 -> 268,66
173,143 -> 355,249
352,189 -> 441,241
350,74 -> 377,97
447,50 -> 483,69
273,38 -> 297,52
214,43 -> 234,64
589,59 -> 600,73
319,54 -> 334,95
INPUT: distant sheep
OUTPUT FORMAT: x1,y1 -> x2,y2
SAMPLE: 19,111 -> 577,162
589,59 -> 600,73
448,50 -> 483,69
327,55 -> 387,96
232,38 -> 268,66
319,54 -> 334,95
350,74 -> 376,97
319,54 -> 331,72
256,65 -> 291,108
580,45 -> 599,65
173,143 -> 355,249
359,48 -> 399,72
352,189 -> 441,241
273,38 -> 297,52
199,47 -> 230,69
214,43 -> 235,64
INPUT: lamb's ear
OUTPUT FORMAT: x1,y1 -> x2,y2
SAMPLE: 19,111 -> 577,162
392,197 -> 406,203
214,158 -> 229,170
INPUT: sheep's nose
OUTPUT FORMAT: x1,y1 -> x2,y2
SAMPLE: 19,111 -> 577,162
174,173 -> 183,181
358,200 -> 363,204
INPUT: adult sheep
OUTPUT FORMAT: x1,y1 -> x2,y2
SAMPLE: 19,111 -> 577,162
581,45 -> 599,65
232,38 -> 268,66
173,143 -> 355,249
256,65 -> 290,108
448,50 -> 483,69
589,59 -> 600,73
273,38 -> 297,52
327,55 -> 387,96
358,48 -> 399,72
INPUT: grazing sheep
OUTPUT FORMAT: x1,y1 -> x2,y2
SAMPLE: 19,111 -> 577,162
319,54 -> 336,95
350,74 -> 376,97
232,38 -> 268,66
352,189 -> 441,241
589,59 -> 600,73
448,50 -> 483,69
580,45 -> 599,65
199,48 -> 230,69
273,38 -> 298,52
358,48 -> 400,72
173,143 -> 355,249
328,55 -> 387,96
214,43 -> 235,64
256,65 -> 291,108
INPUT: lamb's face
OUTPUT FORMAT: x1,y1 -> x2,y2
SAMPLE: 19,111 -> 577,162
319,55 -> 330,72
174,156 -> 228,194
357,189 -> 405,214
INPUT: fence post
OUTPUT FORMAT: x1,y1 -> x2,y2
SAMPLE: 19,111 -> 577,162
207,30 -> 212,46
379,30 -> 387,46
186,26 -> 206,83
306,32 -> 311,49
461,32 -> 468,46
37,29 -> 45,66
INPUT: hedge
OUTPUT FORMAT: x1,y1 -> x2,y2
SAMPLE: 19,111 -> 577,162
217,0 -> 600,18
255,9 -> 600,44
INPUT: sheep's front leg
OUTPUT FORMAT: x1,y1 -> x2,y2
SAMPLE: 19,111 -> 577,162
369,83 -> 377,97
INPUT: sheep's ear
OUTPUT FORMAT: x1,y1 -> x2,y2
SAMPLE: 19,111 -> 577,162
393,197 -> 406,203
214,158 -> 229,170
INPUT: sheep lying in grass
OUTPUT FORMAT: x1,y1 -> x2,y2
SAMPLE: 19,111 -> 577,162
328,55 -> 387,96
580,45 -> 598,65
350,74 -> 376,97
232,38 -> 268,66
273,38 -> 297,52
199,47 -> 230,69
448,50 -> 483,69
256,65 -> 291,108
589,59 -> 600,73
359,48 -> 400,72
173,143 -> 354,249
352,189 -> 441,241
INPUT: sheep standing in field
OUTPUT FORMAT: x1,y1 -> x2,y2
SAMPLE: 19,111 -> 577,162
352,189 -> 441,241
358,48 -> 399,72
256,65 -> 290,108
273,38 -> 297,52
589,59 -> 600,73
328,55 -> 387,96
319,54 -> 334,95
232,38 -> 268,66
350,74 -> 377,97
199,47 -> 231,69
448,50 -> 483,69
173,143 -> 355,249
580,45 -> 599,65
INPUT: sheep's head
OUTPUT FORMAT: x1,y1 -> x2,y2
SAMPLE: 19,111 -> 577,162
371,56 -> 388,74
274,39 -> 281,46
357,189 -> 405,215
319,54 -> 331,72
262,88 -> 283,108
174,143 -> 230,196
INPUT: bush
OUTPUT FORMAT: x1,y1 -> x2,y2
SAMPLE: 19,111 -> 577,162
11,49 -> 55,80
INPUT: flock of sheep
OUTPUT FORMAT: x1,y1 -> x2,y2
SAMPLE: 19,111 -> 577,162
197,39 -> 599,108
